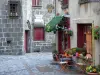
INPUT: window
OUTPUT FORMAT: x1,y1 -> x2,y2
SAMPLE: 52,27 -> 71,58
34,27 -> 44,41
61,0 -> 68,9
8,1 -> 21,17
32,0 -> 42,7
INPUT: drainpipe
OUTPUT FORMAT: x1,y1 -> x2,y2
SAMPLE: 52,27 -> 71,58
55,0 -> 56,15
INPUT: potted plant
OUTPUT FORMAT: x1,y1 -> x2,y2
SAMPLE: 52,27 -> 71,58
94,26 -> 100,40
86,65 -> 98,75
97,65 -> 100,74
52,50 -> 58,61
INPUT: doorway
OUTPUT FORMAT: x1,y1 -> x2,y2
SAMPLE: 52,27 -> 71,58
24,30 -> 29,53
58,17 -> 70,54
77,24 -> 92,54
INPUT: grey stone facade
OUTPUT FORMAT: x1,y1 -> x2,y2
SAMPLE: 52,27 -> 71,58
0,0 -> 55,55
0,0 -> 23,55
32,0 -> 56,52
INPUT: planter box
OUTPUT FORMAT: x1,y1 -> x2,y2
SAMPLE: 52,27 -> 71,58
87,72 -> 98,75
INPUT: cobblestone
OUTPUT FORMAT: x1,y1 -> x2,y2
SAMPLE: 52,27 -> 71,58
0,52 -> 84,75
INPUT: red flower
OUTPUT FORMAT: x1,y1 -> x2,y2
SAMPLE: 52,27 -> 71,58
95,26 -> 99,28
96,32 -> 98,34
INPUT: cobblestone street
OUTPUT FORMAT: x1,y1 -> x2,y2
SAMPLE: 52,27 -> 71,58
0,52 -> 84,75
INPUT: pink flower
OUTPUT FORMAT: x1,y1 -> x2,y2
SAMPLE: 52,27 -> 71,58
68,28 -> 71,30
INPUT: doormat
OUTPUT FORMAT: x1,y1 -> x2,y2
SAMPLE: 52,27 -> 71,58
36,65 -> 53,72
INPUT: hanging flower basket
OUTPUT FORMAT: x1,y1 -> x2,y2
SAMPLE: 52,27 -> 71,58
67,28 -> 73,36
94,26 -> 100,40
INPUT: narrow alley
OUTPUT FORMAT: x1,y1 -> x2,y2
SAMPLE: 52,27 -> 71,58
0,52 -> 83,75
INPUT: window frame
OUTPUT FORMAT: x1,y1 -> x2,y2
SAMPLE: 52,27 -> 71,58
8,1 -> 21,17
32,0 -> 42,7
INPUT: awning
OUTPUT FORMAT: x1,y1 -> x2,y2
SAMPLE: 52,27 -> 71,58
34,19 -> 44,27
45,16 -> 63,32
33,15 -> 44,27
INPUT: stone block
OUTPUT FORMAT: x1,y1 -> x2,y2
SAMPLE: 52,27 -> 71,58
0,33 -> 3,37
0,16 -> 6,19
12,24 -> 18,28
41,46 -> 52,52
18,24 -> 22,27
14,38 -> 21,41
1,10 -> 7,16
33,47 -> 40,52
8,28 -> 14,32
1,38 -> 5,42
14,28 -> 20,32
12,42 -> 17,45
0,19 -> 2,24
3,28 -> 8,32
20,28 -> 23,32
7,19 -> 12,24
4,33 -> 11,37
0,43 -> 2,46
15,46 -> 22,49
0,28 -> 2,32
3,42 -> 7,46
5,24 -> 11,28
2,19 -> 7,24
18,41 -> 23,45
6,47 -> 11,50
6,50 -> 11,53
0,47 -> 5,49
17,33 -> 23,37
0,24 -> 5,28
12,33 -> 17,37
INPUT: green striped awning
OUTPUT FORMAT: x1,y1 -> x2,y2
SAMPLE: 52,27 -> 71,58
45,16 -> 63,32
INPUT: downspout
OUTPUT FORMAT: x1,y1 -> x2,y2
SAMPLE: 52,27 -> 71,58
55,0 -> 56,15
92,21 -> 95,66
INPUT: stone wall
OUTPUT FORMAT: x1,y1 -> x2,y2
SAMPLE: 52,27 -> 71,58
0,0 -> 23,55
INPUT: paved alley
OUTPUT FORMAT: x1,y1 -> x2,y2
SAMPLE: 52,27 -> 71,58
0,53 -> 84,75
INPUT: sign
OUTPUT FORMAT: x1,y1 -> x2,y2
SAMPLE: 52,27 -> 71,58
46,4 -> 54,13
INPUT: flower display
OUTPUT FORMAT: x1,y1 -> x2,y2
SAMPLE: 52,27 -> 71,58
94,26 -> 100,40
67,28 -> 73,36
86,65 -> 98,73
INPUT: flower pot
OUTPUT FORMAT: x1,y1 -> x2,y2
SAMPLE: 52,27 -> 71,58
53,54 -> 58,61
87,72 -> 98,75
94,37 -> 98,40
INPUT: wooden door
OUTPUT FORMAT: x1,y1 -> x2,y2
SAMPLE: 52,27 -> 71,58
77,24 -> 84,48
77,24 -> 92,54
24,31 -> 28,53
86,27 -> 92,54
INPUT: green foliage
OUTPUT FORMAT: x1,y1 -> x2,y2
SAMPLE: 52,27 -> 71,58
67,30 -> 73,36
67,28 -> 73,36
66,47 -> 87,56
86,65 -> 98,73
94,26 -> 100,40
52,50 -> 58,54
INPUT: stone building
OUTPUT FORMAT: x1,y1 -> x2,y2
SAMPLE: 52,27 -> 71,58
32,0 -> 55,52
54,0 -> 100,65
0,0 -> 25,55
0,0 -> 55,55
69,0 -> 100,65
